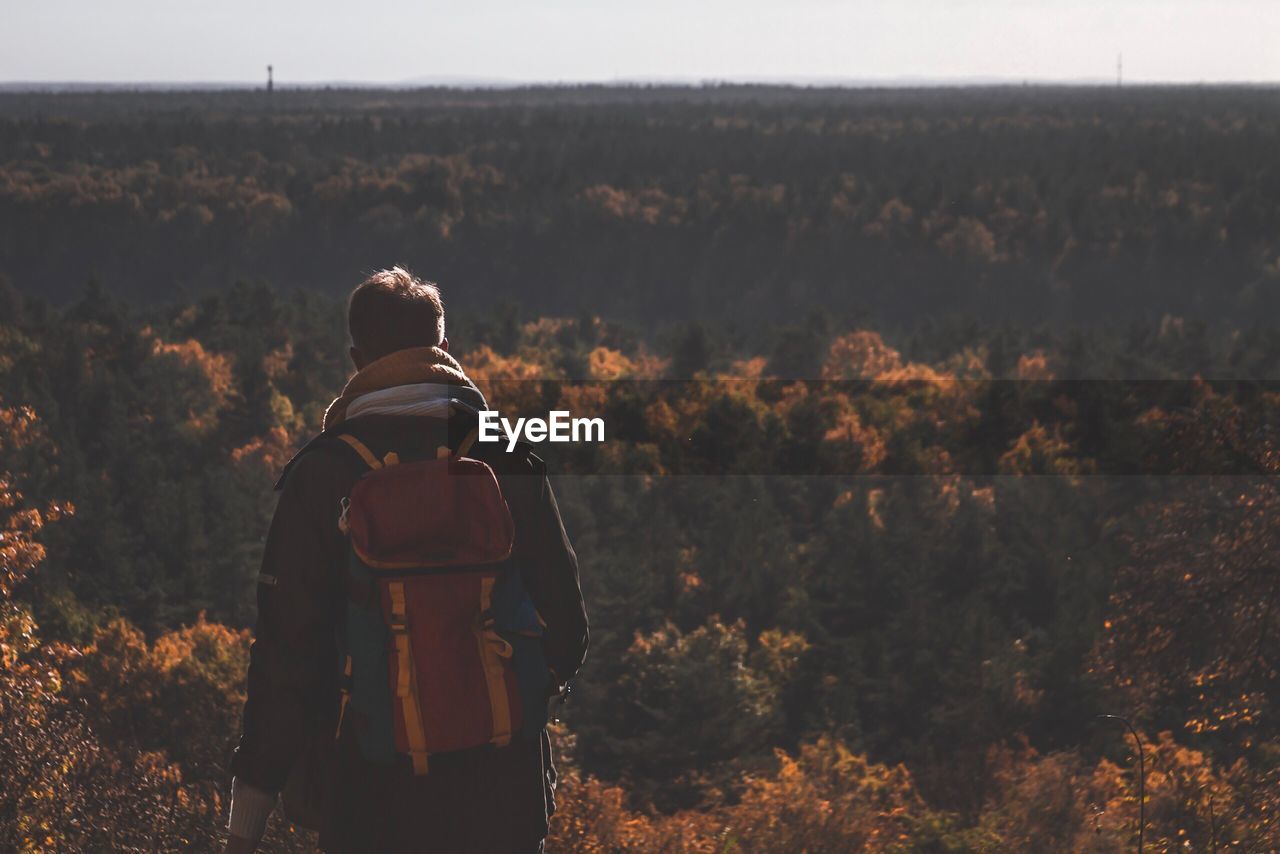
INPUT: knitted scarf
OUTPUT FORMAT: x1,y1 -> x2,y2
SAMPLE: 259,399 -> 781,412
322,346 -> 486,431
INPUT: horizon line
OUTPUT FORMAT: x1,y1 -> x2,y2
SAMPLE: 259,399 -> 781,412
2,74 -> 1279,93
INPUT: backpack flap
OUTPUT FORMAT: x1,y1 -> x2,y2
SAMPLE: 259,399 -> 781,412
345,457 -> 515,570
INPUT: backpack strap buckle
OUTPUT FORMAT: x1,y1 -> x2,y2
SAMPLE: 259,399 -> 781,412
337,497 -> 351,535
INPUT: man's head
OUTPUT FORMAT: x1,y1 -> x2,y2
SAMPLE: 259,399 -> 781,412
347,267 -> 447,368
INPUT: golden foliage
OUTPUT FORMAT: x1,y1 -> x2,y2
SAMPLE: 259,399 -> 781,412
462,344 -> 548,414
0,402 -> 199,851
0,405 -> 72,601
821,331 -> 907,381
1015,349 -> 1055,381
231,425 -> 295,474
548,737 -> 923,853
821,330 -> 950,386
65,615 -> 249,774
998,422 -> 1091,475
151,337 -> 234,400
147,336 -> 236,433
581,185 -> 687,226
547,732 -> 1278,852
937,216 -> 1001,262
822,405 -> 888,473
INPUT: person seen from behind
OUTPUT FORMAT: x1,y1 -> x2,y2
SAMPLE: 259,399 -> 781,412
225,268 -> 589,853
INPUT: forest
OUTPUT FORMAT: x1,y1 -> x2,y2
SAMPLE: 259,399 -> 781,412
2,85 -> 1279,331
1,86 -> 1279,850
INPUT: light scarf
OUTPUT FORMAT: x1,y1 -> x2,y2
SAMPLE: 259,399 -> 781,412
322,346 -> 486,430
344,383 -> 457,421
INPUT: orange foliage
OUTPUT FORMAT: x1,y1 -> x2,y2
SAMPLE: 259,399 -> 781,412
860,198 -> 915,239
151,337 -> 234,402
581,185 -> 687,226
0,405 -> 72,600
65,615 -> 250,773
232,425 -> 295,474
822,406 -> 888,473
998,422 -> 1091,475
147,336 -> 236,432
1016,349 -> 1055,381
0,402 -> 208,851
585,345 -> 666,381
937,216 -> 1001,262
822,331 -> 907,380
728,356 -> 767,380
462,344 -> 547,414
548,737 -> 924,852
821,330 -> 948,385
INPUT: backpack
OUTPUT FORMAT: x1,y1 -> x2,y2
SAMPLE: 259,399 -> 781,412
331,426 -> 550,775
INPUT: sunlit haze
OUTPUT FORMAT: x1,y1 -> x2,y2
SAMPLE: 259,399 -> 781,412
4,0 -> 1278,86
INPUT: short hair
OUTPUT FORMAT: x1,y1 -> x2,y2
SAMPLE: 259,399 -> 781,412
348,267 -> 445,361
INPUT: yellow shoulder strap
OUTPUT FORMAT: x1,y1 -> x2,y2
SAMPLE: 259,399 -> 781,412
437,426 -> 480,460
455,427 -> 479,458
338,434 -> 382,470
338,434 -> 399,469
388,581 -> 430,775
475,576 -> 514,747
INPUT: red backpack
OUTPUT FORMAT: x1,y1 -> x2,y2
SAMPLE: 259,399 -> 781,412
333,429 -> 548,774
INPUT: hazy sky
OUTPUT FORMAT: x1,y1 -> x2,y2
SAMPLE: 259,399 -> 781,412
3,0 -> 1277,85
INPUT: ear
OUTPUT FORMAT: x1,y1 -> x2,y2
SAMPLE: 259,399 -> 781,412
349,346 -> 368,371
439,337 -> 449,353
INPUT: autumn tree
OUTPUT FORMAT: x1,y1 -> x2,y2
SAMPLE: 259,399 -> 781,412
1097,392 -> 1280,748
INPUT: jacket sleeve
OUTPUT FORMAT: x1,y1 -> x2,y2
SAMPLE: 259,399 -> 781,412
230,449 -> 345,793
514,471 -> 589,688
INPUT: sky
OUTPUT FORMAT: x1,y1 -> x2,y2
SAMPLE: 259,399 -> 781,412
3,0 -> 1278,86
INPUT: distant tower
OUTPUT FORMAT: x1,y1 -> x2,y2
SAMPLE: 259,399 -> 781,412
267,65 -> 274,94
1116,53 -> 1122,87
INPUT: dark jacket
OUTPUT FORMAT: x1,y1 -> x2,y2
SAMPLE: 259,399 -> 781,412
230,413 -> 589,853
